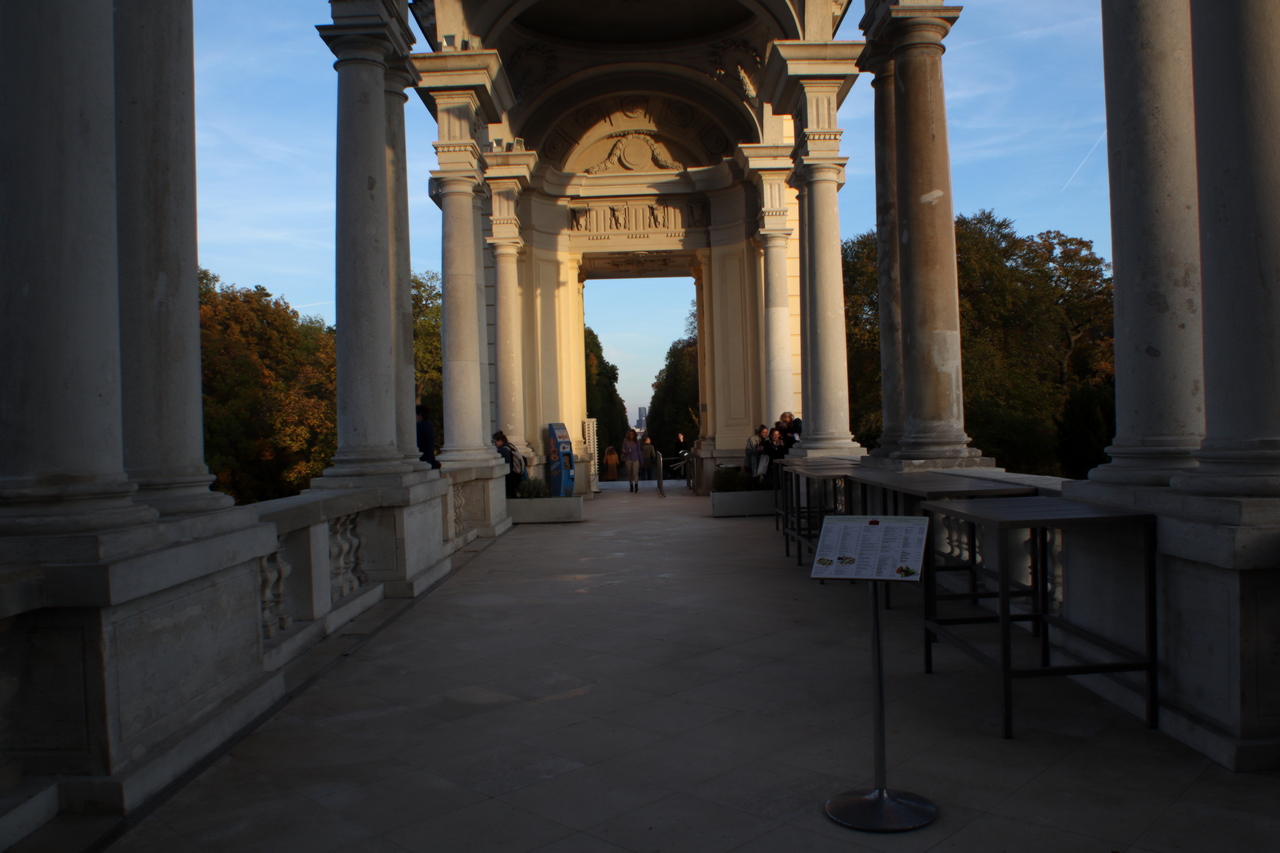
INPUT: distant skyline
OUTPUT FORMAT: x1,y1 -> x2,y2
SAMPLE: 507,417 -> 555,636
193,0 -> 1109,425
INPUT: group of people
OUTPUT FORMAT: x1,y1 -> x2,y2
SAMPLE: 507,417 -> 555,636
603,429 -> 657,492
744,411 -> 802,484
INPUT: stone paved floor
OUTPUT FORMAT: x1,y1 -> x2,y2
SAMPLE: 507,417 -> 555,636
62,481 -> 1280,851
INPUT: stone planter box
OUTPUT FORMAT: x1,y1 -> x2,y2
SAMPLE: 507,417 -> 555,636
507,496 -> 584,524
710,490 -> 776,518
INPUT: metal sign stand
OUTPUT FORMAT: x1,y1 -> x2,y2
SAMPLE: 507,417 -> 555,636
825,580 -> 937,832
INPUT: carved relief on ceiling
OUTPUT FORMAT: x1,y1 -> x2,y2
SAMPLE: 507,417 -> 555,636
506,43 -> 558,101
707,39 -> 763,101
544,94 -> 733,174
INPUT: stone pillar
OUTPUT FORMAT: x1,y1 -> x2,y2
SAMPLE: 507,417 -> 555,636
865,47 -> 906,458
761,231 -> 795,425
484,148 -> 537,455
473,188 -> 495,438
1173,0 -> 1280,496
795,180 -> 813,426
1090,0 -> 1203,486
114,0 -> 233,515
799,155 -> 858,453
385,64 -> 424,466
0,0 -> 157,534
735,144 -> 797,427
890,13 -> 980,463
318,33 -> 409,480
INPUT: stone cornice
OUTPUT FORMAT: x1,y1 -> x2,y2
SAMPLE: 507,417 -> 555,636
410,50 -> 513,124
317,0 -> 414,60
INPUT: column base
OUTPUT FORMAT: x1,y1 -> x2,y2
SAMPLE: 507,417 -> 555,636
1172,447 -> 1280,497
1090,444 -> 1200,487
860,454 -> 998,472
438,446 -> 504,469
321,448 -> 414,480
0,477 -> 159,536
131,474 -> 236,515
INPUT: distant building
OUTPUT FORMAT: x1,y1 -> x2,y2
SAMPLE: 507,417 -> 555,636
636,407 -> 647,429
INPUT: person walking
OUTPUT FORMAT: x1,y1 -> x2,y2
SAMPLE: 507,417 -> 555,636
640,436 -> 657,481
621,429 -> 642,492
603,445 -> 619,481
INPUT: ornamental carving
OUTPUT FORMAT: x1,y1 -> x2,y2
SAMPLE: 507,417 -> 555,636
708,39 -> 762,101
507,43 -> 558,101
568,198 -> 710,237
584,132 -> 681,174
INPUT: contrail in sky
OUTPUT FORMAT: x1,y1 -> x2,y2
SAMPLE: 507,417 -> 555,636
1061,130 -> 1107,193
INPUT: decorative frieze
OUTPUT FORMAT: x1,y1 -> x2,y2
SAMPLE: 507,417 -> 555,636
568,198 -> 709,239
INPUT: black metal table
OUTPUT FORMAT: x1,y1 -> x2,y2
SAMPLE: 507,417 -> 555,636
779,459 -> 860,563
919,496 -> 1158,738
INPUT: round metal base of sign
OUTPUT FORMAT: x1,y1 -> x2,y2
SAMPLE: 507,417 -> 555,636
825,787 -> 937,833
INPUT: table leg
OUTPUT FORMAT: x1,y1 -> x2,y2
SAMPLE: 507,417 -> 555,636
994,522 -> 1014,738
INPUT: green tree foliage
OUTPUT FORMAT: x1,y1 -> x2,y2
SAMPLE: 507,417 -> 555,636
646,334 -> 700,458
199,269 -> 337,503
842,211 -> 1115,477
584,327 -> 628,455
412,270 -> 444,448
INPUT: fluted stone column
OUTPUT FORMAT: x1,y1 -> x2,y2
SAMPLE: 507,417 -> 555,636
0,0 -> 157,534
385,64 -> 424,466
1090,0 -> 1203,486
799,156 -> 858,453
115,0 -> 233,515
794,180 -> 814,425
866,48 -> 906,458
318,34 -> 409,480
891,14 -> 979,463
473,188 -> 495,438
1173,0 -> 1280,496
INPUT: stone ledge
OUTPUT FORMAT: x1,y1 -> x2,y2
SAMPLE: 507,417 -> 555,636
42,522 -> 278,608
0,778 -> 58,851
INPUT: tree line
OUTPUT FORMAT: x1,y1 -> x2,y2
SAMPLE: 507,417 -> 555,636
200,269 -> 629,503
645,210 -> 1115,478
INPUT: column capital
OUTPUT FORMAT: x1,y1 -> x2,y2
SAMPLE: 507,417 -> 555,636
734,143 -> 796,232
761,41 -> 863,126
411,50 -> 513,126
860,3 -> 961,41
383,58 -> 417,97
888,13 -> 957,54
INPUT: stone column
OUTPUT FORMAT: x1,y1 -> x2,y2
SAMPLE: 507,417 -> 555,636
385,63 -> 424,466
114,0 -> 233,515
473,188 -> 495,439
761,231 -> 795,425
890,13 -> 979,463
793,177 -> 814,425
735,144 -> 797,427
484,148 -> 536,455
798,154 -> 858,453
1173,0 -> 1280,496
318,33 -> 409,480
865,47 -> 906,458
0,0 -> 157,534
1090,0 -> 1203,486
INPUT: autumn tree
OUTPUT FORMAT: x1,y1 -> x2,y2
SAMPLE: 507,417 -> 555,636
199,269 -> 337,503
842,211 -> 1114,477
584,327 -> 628,455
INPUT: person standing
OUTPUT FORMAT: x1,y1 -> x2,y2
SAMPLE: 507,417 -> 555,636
493,431 -> 524,498
416,405 -> 441,469
622,429 -> 642,492
744,424 -> 769,482
604,445 -> 619,481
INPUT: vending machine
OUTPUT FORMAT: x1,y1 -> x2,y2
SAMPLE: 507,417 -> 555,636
547,423 -> 576,497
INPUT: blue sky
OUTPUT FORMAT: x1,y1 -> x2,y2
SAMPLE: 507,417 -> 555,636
192,1 -> 1109,423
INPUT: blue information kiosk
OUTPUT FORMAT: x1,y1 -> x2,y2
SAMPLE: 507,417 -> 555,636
547,423 -> 576,497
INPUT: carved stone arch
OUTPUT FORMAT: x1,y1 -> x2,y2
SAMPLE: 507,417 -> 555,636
514,67 -> 761,168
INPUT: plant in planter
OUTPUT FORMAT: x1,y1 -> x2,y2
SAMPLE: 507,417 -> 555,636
516,477 -> 549,499
508,477 -> 582,523
710,466 -> 775,517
